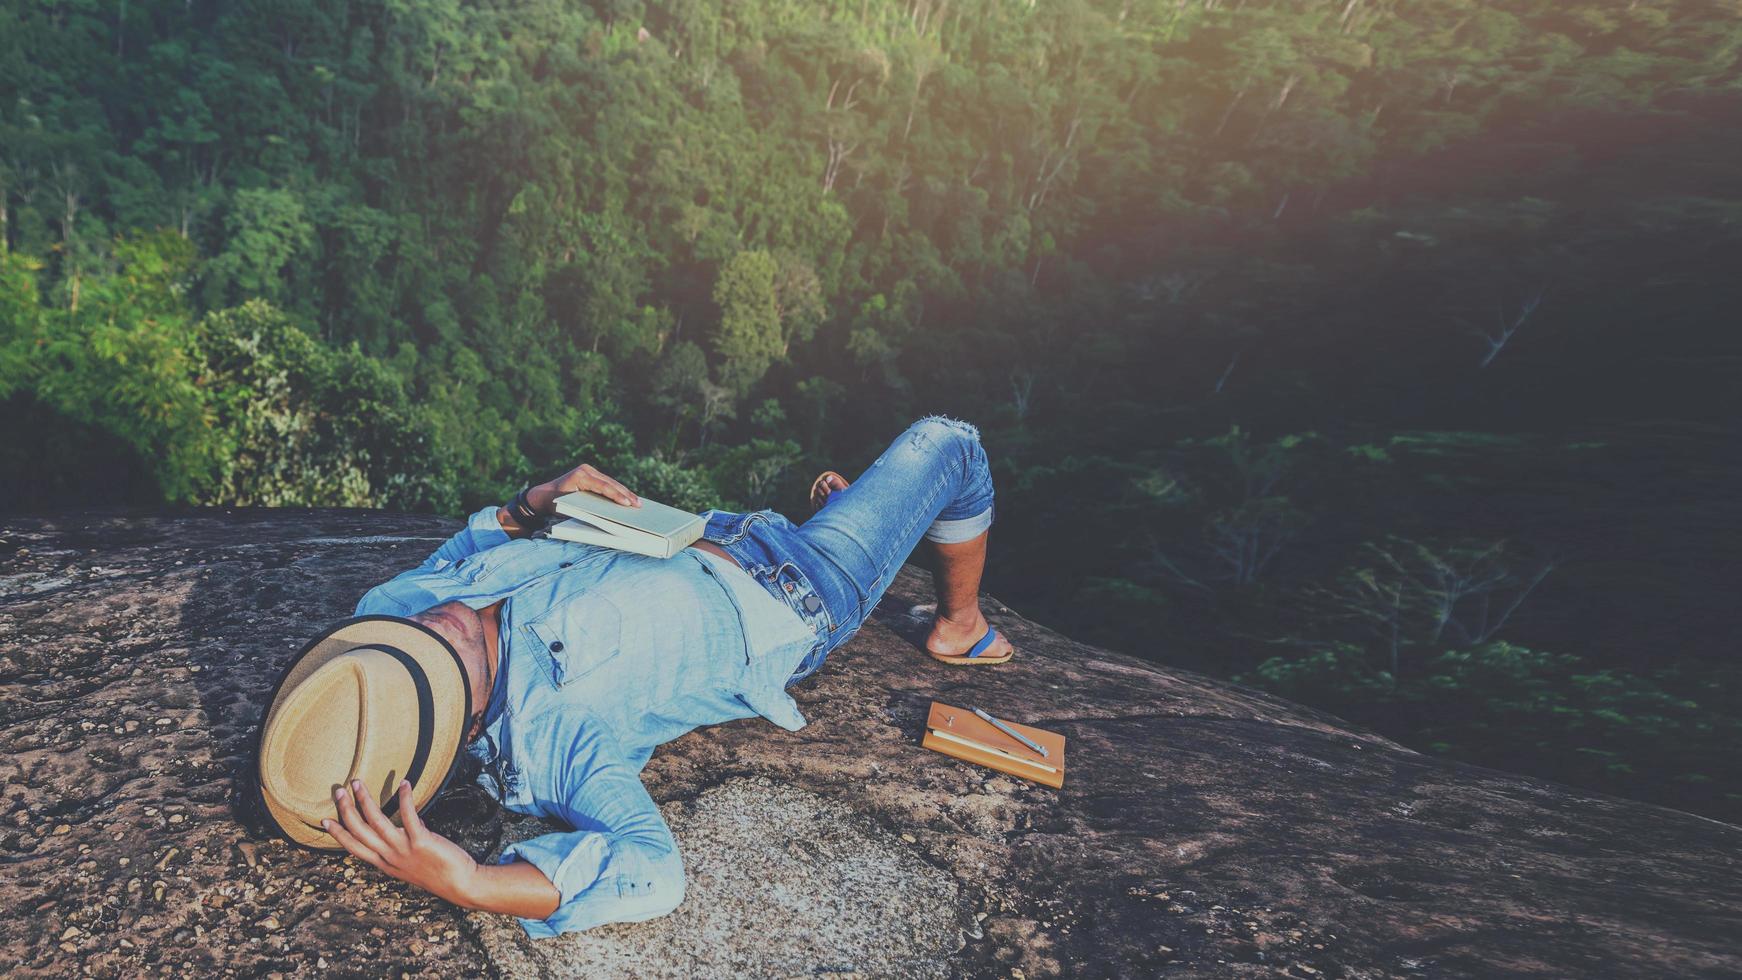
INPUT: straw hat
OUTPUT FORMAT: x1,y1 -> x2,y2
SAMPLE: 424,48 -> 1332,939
255,616 -> 472,849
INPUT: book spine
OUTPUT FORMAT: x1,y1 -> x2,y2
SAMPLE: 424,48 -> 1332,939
922,731 -> 1064,789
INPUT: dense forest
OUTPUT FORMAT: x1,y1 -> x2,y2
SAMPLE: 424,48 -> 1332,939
4,0 -> 1739,820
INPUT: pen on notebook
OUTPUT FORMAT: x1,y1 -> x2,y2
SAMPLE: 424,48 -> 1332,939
973,707 -> 1049,758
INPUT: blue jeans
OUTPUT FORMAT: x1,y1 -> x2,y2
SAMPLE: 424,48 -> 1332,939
701,416 -> 996,683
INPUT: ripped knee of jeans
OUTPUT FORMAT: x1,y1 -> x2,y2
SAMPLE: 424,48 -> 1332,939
910,414 -> 982,446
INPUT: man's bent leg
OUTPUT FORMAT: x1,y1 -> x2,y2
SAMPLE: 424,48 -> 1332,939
795,416 -> 1000,652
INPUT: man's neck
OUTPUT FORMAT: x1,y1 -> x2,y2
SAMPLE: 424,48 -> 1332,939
478,600 -> 503,701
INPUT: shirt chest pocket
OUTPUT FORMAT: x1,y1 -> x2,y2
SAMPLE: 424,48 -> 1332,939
523,592 -> 623,687
448,537 -> 585,588
449,540 -> 535,586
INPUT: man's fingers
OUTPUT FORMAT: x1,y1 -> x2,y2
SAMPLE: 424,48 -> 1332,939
333,786 -> 393,859
585,472 -> 639,507
322,818 -> 383,869
555,462 -> 638,507
350,780 -> 403,850
397,779 -> 426,840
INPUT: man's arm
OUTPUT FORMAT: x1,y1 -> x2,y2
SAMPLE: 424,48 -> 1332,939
427,463 -> 643,561
328,724 -> 685,937
326,779 -> 559,919
494,463 -> 642,538
489,721 -> 685,936
355,462 -> 642,617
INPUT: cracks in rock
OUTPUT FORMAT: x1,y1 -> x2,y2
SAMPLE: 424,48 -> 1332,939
0,566 -> 199,607
1025,710 -> 1397,749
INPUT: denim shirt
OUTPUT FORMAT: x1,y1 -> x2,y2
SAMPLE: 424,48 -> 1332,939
354,506 -> 819,937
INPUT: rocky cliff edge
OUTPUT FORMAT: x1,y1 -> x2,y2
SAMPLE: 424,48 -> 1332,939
1,510 -> 1739,978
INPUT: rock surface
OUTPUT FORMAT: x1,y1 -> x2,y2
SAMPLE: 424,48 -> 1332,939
0,509 -> 1738,978
475,778 -> 963,979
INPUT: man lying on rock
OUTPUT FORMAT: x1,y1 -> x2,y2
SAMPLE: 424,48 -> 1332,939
254,416 -> 1013,937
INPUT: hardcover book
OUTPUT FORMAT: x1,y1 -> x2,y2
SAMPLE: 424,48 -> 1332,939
921,701 -> 1066,789
547,490 -> 706,559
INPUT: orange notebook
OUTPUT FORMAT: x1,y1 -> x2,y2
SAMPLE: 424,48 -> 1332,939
921,701 -> 1066,789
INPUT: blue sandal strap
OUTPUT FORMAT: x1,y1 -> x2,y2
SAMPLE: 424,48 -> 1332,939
966,627 -> 998,659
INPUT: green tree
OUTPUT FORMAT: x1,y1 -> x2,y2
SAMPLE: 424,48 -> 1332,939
197,300 -> 441,509
205,189 -> 316,308
712,249 -> 782,394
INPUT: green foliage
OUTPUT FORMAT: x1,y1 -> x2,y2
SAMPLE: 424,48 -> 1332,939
197,301 -> 441,510
650,340 -> 735,449
1075,577 -> 1172,625
710,249 -> 824,395
710,437 -> 805,510
1242,643 -> 1401,709
0,239 -> 437,509
1136,428 -> 1371,590
601,453 -> 722,514
1298,536 -> 1554,679
205,190 -> 315,308
712,250 -> 784,395
1,232 -> 218,501
0,251 -> 47,395
11,0 -> 1723,442
1243,643 -> 1742,810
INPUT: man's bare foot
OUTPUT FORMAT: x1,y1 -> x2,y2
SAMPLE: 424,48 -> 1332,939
924,607 -> 1015,666
809,471 -> 850,513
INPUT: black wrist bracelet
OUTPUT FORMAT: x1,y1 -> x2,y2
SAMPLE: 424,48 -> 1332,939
509,488 -> 548,531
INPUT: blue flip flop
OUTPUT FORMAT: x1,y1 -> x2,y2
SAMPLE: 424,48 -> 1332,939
930,626 -> 1012,666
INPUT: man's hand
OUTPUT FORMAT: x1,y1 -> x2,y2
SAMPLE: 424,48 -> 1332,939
498,462 -> 640,537
325,780 -> 562,920
325,780 -> 480,907
527,462 -> 640,514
